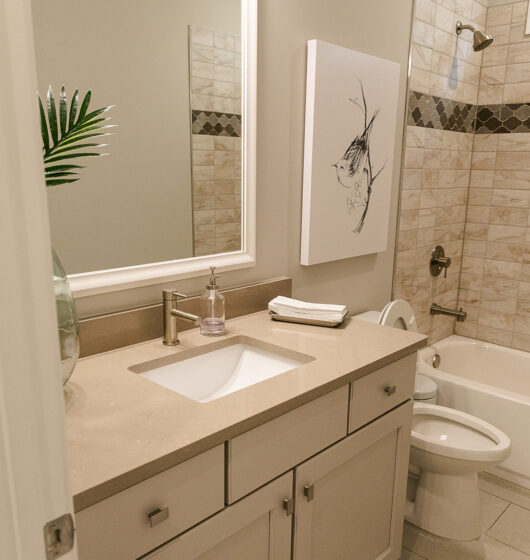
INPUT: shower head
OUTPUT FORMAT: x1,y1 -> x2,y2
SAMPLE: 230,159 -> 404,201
456,20 -> 494,52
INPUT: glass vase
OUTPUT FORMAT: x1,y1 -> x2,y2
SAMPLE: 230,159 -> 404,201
52,249 -> 80,385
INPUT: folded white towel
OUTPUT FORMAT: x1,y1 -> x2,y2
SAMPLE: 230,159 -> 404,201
268,296 -> 348,323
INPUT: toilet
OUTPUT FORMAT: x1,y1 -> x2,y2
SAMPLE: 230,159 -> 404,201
354,300 -> 511,541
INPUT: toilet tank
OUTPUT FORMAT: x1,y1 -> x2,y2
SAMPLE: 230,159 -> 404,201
414,374 -> 438,404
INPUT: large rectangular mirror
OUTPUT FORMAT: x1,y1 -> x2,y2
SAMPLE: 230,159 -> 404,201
31,0 -> 256,296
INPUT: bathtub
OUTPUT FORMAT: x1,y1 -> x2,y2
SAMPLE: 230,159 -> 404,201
418,335 -> 530,490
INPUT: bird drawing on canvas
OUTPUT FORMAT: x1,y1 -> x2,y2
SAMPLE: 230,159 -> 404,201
332,80 -> 385,233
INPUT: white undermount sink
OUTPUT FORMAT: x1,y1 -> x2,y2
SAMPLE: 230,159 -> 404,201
129,336 -> 313,403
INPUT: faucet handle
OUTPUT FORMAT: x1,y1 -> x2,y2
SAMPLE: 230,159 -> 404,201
162,290 -> 187,301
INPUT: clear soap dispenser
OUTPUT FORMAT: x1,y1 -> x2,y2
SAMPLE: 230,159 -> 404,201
200,266 -> 225,336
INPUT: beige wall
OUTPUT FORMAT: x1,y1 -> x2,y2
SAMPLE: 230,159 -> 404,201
73,0 -> 414,319
32,0 -> 240,274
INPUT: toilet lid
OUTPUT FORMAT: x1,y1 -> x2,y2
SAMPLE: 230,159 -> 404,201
379,299 -> 418,332
414,373 -> 437,400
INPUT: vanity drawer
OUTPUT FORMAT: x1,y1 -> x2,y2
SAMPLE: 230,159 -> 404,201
349,353 -> 416,433
75,445 -> 224,560
227,385 -> 348,503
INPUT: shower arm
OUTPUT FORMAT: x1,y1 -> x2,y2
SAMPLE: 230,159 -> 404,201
456,21 -> 475,35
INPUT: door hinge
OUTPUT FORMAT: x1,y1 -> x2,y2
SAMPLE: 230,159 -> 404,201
282,497 -> 294,516
43,513 -> 75,559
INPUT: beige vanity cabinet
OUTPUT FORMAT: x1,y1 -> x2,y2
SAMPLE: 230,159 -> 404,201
144,472 -> 293,560
293,400 -> 412,560
75,445 -> 225,560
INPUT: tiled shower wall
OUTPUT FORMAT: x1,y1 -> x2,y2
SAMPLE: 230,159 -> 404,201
456,0 -> 530,351
189,26 -> 242,256
397,0 -> 530,350
395,0 -> 486,343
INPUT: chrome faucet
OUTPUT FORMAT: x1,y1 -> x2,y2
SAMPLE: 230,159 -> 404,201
430,303 -> 467,322
162,290 -> 201,346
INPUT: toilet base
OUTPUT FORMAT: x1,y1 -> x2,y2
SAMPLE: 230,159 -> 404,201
405,470 -> 481,541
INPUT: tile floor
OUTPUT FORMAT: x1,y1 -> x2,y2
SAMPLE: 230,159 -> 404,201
402,473 -> 530,560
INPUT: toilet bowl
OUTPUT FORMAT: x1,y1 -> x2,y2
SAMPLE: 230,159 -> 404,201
354,299 -> 512,541
408,403 -> 511,540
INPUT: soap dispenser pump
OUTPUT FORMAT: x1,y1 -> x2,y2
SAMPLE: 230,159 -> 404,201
199,266 -> 225,336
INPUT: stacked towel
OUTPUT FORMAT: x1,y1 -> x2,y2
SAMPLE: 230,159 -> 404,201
268,296 -> 348,324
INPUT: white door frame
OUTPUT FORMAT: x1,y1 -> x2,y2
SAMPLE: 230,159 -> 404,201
0,0 -> 78,558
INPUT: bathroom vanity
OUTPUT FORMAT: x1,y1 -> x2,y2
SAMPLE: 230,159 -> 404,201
65,311 -> 425,559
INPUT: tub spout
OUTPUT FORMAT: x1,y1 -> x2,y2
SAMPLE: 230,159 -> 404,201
430,303 -> 467,322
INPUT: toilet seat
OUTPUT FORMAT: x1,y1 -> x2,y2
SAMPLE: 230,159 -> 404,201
411,403 -> 511,463
379,299 -> 418,332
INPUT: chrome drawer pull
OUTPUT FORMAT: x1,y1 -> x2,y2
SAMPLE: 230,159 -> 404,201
148,507 -> 169,527
304,484 -> 315,502
283,498 -> 294,516
384,385 -> 397,396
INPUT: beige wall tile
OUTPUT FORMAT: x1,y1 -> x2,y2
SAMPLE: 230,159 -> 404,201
483,45 -> 509,67
507,41 -> 530,64
496,151 -> 530,171
472,151 -> 496,169
489,207 -> 528,226
494,170 -> 530,189
511,1 -> 528,25
497,133 -> 530,152
491,189 -> 530,208
426,128 -> 444,148
470,169 -> 494,188
478,85 -> 504,104
484,258 -> 522,280
486,24 -> 511,47
476,324 -> 513,345
482,275 -> 519,296
416,0 -> 437,24
473,134 -> 498,152
509,22 -> 530,46
505,62 -> 530,84
414,19 -> 435,48
480,65 -> 506,87
402,169 -> 423,190
487,4 -> 513,27
504,82 -> 530,103
487,224 -> 526,244
486,241 -> 524,262
406,125 -> 426,148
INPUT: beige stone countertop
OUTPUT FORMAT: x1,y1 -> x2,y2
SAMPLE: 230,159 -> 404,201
65,310 -> 426,512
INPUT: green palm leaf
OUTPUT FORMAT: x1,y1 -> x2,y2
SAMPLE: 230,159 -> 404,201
38,86 -> 113,187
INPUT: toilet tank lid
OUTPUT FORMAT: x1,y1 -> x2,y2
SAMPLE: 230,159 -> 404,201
414,373 -> 438,400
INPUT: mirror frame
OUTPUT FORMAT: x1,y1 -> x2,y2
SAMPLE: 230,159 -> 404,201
68,0 -> 257,297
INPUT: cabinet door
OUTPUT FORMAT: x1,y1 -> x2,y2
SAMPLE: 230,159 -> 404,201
294,401 -> 412,560
144,472 -> 293,560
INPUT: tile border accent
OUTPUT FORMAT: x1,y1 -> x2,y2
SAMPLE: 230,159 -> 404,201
475,103 -> 530,134
192,110 -> 241,137
408,91 -> 476,133
79,277 -> 292,357
409,91 -> 530,135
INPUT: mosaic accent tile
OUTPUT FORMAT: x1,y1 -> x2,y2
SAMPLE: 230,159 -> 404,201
475,103 -> 530,134
409,91 -> 530,135
192,110 -> 241,137
408,91 -> 476,133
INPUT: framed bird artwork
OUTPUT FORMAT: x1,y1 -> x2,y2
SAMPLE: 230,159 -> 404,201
300,40 -> 400,266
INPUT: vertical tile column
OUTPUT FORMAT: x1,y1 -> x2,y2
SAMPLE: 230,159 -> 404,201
189,26 -> 242,256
